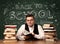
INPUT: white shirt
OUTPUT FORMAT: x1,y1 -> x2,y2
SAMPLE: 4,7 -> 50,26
16,24 -> 45,40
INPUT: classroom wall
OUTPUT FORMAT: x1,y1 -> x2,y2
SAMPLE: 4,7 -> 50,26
0,0 -> 60,39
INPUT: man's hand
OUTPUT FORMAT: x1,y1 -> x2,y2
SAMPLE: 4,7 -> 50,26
30,33 -> 35,36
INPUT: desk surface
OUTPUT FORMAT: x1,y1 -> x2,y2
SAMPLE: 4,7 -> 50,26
0,40 -> 60,44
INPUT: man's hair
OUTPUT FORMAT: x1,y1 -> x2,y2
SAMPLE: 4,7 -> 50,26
26,14 -> 35,19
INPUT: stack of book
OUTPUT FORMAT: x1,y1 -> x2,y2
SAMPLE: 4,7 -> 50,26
3,25 -> 17,42
43,24 -> 57,41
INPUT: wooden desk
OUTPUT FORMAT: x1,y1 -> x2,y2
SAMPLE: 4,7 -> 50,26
0,40 -> 60,44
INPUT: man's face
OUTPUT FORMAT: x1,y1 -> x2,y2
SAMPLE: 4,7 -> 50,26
26,17 -> 35,27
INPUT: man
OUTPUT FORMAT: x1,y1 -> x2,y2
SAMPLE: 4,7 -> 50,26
16,14 -> 45,40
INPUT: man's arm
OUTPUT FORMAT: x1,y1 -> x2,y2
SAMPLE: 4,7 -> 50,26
34,25 -> 45,39
16,24 -> 25,40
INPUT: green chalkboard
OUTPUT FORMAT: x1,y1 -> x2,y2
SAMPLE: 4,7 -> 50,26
4,2 -> 55,27
0,0 -> 60,39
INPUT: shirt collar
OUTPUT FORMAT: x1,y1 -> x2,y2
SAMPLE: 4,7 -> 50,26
28,25 -> 34,28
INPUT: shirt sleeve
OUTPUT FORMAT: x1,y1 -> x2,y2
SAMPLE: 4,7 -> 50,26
16,24 -> 25,40
34,25 -> 45,39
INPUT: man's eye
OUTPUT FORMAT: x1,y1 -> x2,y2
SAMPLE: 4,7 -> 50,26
27,20 -> 29,21
27,19 -> 34,21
